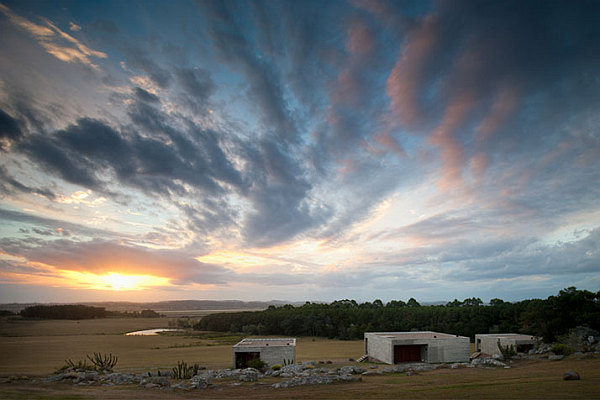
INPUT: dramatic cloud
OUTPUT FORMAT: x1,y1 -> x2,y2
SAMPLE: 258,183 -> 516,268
0,0 -> 599,302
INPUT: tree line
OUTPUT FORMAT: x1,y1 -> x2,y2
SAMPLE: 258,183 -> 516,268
196,287 -> 600,342
18,304 -> 162,320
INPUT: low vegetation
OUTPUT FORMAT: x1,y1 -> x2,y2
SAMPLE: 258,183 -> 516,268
171,360 -> 200,379
497,340 -> 517,360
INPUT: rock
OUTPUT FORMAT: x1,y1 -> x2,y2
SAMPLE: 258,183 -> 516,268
189,375 -> 210,389
362,370 -> 383,376
140,376 -> 170,388
563,370 -> 580,381
339,366 -> 366,375
587,336 -> 596,345
492,353 -> 504,361
406,371 -> 419,376
239,374 -> 257,382
471,358 -> 507,368
281,364 -> 304,374
450,363 -> 467,369
549,354 -> 564,361
413,364 -> 435,372
172,382 -> 190,390
144,383 -> 160,389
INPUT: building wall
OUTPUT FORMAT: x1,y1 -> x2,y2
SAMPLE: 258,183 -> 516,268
364,333 -> 469,364
233,346 -> 296,368
475,334 -> 535,356
365,333 -> 395,364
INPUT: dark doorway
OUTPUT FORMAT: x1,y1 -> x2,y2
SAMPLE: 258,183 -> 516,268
235,351 -> 260,368
517,344 -> 533,353
394,345 -> 424,363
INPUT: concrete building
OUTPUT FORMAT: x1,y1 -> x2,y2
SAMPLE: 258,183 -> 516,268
232,338 -> 296,369
364,331 -> 469,364
475,333 -> 536,356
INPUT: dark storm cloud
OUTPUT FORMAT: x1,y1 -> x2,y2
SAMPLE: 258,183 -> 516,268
0,207 -> 116,238
0,108 -> 22,142
134,87 -> 160,103
241,137 -> 328,246
175,67 -> 215,102
0,166 -> 56,200
17,109 -> 245,205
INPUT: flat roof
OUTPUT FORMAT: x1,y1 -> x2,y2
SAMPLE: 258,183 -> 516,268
366,331 -> 464,340
477,333 -> 535,340
233,338 -> 296,348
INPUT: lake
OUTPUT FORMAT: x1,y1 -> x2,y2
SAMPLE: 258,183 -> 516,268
124,328 -> 181,336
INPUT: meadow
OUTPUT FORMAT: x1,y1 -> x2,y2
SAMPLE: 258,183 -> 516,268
1,316 -> 599,399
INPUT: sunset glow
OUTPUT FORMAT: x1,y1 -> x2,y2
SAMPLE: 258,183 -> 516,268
60,271 -> 171,291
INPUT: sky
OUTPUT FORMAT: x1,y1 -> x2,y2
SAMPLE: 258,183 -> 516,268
0,0 -> 599,304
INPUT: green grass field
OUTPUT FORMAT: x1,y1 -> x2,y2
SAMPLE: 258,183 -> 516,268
1,317 -> 599,399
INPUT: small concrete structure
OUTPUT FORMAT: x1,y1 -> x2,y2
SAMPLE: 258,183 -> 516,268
232,338 -> 296,369
364,331 -> 469,364
475,333 -> 536,356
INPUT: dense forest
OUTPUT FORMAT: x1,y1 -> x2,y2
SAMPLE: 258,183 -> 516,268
196,287 -> 600,342
18,305 -> 162,320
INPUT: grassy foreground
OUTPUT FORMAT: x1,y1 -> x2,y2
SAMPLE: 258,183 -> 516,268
1,317 -> 599,399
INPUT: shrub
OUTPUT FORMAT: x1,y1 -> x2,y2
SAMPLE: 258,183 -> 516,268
497,340 -> 516,360
247,358 -> 267,372
551,343 -> 572,356
172,360 -> 200,379
271,364 -> 281,371
87,352 -> 118,372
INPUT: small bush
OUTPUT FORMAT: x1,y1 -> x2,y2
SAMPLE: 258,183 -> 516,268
247,358 -> 267,372
551,343 -> 572,356
87,352 -> 118,371
271,364 -> 281,371
497,340 -> 516,360
172,360 -> 200,379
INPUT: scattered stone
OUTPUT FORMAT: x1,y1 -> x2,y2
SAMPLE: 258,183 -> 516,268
339,366 -> 365,375
362,370 -> 382,376
370,365 -> 378,369
406,371 -> 419,376
492,353 -> 504,361
549,355 -> 564,361
471,358 -> 507,368
563,370 -> 580,381
450,363 -> 468,369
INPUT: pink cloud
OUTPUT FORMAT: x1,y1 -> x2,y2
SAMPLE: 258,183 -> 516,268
476,82 -> 520,143
331,67 -> 362,106
374,131 -> 405,157
386,15 -> 438,128
429,93 -> 475,191
346,18 -> 374,58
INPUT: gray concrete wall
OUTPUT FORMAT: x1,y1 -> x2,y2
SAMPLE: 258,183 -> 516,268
475,334 -> 535,356
364,333 -> 469,364
233,346 -> 296,368
365,333 -> 394,364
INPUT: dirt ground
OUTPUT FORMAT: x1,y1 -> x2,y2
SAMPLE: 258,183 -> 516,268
1,355 -> 599,400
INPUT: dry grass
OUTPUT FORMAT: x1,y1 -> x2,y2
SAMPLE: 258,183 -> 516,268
1,318 -> 599,399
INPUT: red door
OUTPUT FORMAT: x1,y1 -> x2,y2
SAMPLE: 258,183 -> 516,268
394,345 -> 422,363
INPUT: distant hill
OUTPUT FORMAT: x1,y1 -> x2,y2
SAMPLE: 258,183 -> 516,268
0,300 -> 305,313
